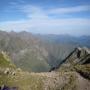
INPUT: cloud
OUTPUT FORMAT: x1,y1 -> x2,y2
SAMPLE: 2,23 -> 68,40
9,0 -> 25,5
7,4 -> 90,20
0,4 -> 90,35
0,18 -> 90,33
48,5 -> 90,14
18,5 -> 90,19
18,5 -> 49,20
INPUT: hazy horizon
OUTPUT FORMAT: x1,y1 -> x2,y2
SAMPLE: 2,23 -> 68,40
0,0 -> 90,36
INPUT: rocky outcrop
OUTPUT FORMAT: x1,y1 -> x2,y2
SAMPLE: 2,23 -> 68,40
50,47 -> 90,72
56,47 -> 90,81
63,47 -> 90,65
56,47 -> 90,68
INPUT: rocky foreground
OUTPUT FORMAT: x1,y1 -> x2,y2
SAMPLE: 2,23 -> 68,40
0,47 -> 90,90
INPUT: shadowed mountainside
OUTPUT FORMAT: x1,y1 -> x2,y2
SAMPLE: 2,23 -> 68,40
0,30 -> 90,72
0,31 -> 77,72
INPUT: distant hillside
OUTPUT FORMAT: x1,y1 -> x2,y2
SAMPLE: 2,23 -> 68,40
36,34 -> 90,47
0,31 -> 75,72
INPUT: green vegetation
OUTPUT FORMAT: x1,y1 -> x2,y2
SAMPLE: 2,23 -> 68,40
0,72 -> 44,90
0,52 -> 15,68
0,51 -> 43,90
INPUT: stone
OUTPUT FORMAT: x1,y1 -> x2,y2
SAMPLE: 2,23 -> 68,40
4,68 -> 10,75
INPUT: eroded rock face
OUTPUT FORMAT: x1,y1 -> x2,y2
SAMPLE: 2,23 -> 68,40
57,47 -> 90,81
50,47 -> 90,72
64,47 -> 90,65
76,47 -> 90,64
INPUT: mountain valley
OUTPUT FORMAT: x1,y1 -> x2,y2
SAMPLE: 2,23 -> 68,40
0,31 -> 90,90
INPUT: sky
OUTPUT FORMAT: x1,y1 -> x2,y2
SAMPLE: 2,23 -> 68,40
0,0 -> 90,36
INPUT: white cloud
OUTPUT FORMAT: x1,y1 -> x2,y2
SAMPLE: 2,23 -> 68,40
0,4 -> 90,35
7,4 -> 90,19
0,18 -> 90,33
18,5 -> 90,19
18,5 -> 49,19
48,5 -> 90,14
9,0 -> 25,5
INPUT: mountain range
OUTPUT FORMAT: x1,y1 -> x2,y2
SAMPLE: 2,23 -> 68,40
0,30 -> 90,72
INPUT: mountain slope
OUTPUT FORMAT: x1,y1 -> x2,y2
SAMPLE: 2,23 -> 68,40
0,50 -> 90,90
0,31 -> 90,72
0,31 -> 51,72
0,51 -> 15,68
0,31 -> 76,72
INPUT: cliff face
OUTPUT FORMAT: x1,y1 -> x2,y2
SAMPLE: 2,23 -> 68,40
57,47 -> 90,80
64,47 -> 90,65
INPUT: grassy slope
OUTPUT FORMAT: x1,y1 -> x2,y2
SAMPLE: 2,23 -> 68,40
0,69 -> 76,90
0,71 -> 44,90
0,52 -> 15,68
0,70 -> 90,90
